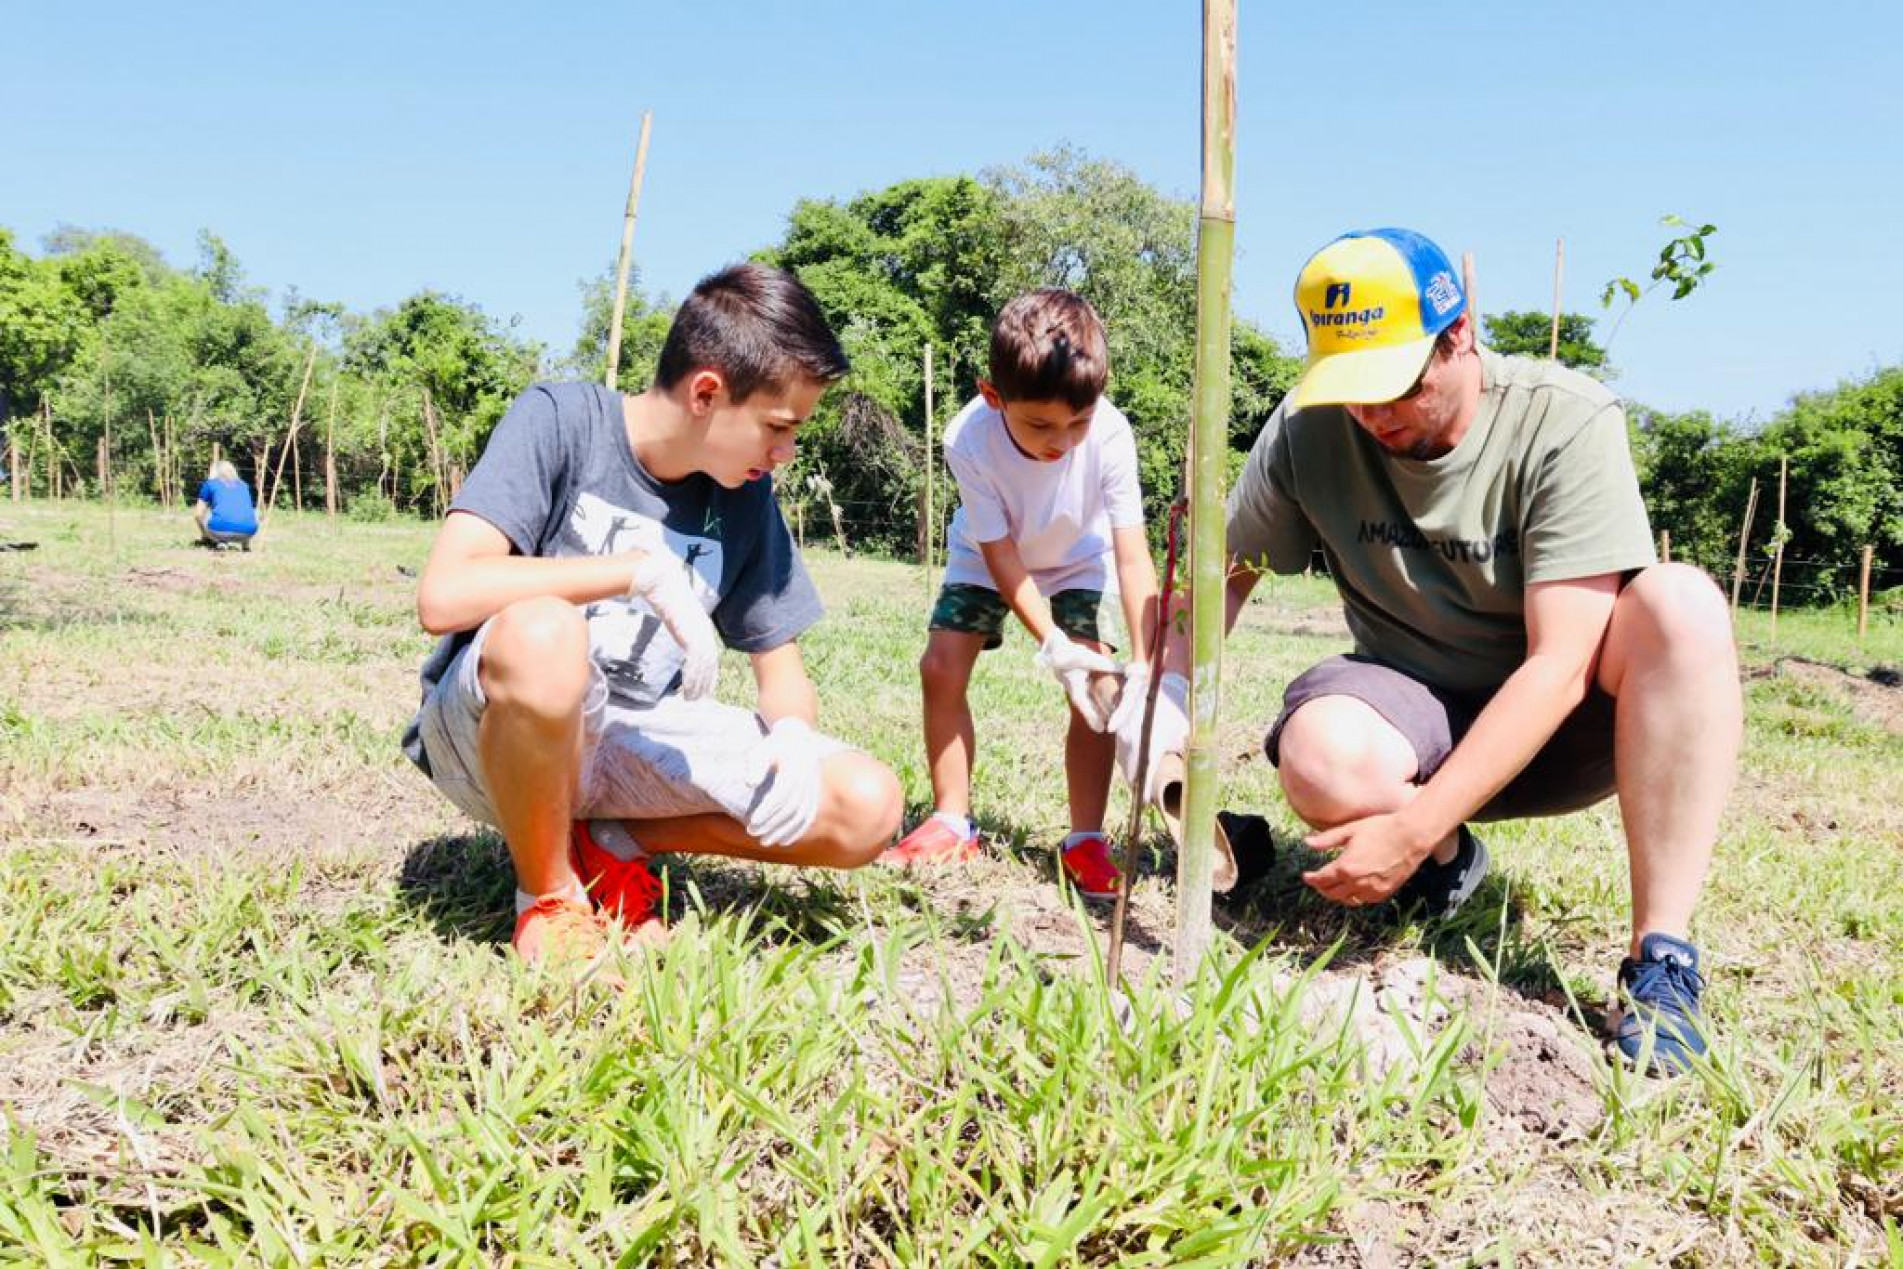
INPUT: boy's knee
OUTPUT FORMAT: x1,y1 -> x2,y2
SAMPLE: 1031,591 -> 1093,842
812,754 -> 903,868
481,598 -> 591,716
918,643 -> 972,696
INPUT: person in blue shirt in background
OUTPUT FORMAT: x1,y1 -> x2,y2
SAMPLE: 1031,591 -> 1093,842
193,460 -> 258,550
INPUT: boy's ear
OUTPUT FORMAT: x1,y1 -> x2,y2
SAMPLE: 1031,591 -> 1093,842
685,369 -> 727,415
976,379 -> 1005,411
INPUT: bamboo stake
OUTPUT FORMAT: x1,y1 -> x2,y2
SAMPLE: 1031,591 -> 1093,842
324,379 -> 339,521
828,497 -> 849,557
292,424 -> 303,512
795,501 -> 805,549
1658,529 -> 1671,563
101,433 -> 116,554
923,343 -> 936,609
1857,545 -> 1873,642
259,346 -> 319,538
44,402 -> 57,499
1730,482 -> 1759,613
605,110 -> 655,390
1770,456 -> 1788,639
1460,251 -> 1478,334
1171,0 -> 1237,986
1549,237 -> 1565,359
7,425 -> 18,503
420,388 -> 447,519
145,409 -> 163,507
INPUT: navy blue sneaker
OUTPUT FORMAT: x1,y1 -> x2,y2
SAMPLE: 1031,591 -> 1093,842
1615,933 -> 1708,1074
1393,825 -> 1489,919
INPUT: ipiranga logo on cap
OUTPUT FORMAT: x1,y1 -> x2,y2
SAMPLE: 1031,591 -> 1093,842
1309,279 -> 1385,332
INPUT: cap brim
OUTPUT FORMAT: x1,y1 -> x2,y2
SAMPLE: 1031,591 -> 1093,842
1288,335 -> 1436,410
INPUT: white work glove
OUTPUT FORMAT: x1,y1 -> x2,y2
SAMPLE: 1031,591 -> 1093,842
1106,661 -> 1150,737
629,552 -> 720,701
1114,671 -> 1189,803
1034,630 -> 1121,731
745,717 -> 823,847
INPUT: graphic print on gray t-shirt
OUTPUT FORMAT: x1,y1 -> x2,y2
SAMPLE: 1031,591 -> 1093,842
568,490 -> 722,709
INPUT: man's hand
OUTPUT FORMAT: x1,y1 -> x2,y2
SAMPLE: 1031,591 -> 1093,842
629,552 -> 720,700
1035,631 -> 1120,731
745,717 -> 822,846
1302,812 -> 1434,906
1113,670 -> 1188,802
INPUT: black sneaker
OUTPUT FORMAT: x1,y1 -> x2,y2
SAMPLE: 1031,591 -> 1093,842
1615,933 -> 1708,1075
1392,825 -> 1489,918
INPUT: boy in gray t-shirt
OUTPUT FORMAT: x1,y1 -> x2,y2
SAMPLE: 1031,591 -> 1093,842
405,263 -> 901,979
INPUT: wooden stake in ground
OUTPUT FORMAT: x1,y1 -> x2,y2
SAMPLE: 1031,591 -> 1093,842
1549,237 -> 1565,360
7,425 -> 18,503
420,388 -> 448,520
1771,456 -> 1788,639
922,343 -> 936,610
1658,529 -> 1671,563
1858,544 -> 1874,642
145,409 -> 162,507
1461,251 -> 1478,333
1172,0 -> 1237,986
323,379 -> 339,521
604,110 -> 655,391
259,346 -> 319,540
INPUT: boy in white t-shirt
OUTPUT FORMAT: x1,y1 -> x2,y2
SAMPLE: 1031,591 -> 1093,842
883,290 -> 1158,898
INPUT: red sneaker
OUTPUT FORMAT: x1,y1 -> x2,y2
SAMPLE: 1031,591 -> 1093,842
882,817 -> 981,868
571,821 -> 664,931
1061,834 -> 1123,901
512,896 -> 625,985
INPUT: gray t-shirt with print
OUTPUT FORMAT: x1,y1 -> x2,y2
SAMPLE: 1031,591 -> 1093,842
1227,349 -> 1655,694
401,381 -> 821,773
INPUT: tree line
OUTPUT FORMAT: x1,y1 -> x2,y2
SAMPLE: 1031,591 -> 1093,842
2,150 -> 1897,603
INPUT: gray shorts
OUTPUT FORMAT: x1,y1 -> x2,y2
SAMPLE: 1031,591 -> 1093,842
415,618 -> 847,829
1264,654 -> 1617,821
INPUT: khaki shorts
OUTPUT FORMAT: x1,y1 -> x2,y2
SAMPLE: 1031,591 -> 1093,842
928,583 -> 1123,652
414,616 -> 848,828
1265,653 -> 1617,821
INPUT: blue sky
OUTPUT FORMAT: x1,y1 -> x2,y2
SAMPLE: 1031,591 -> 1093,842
6,0 -> 1897,423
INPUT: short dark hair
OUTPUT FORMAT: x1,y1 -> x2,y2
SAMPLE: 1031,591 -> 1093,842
987,289 -> 1109,410
654,263 -> 850,402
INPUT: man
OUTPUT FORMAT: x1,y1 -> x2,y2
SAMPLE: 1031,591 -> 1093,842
1134,228 -> 1740,1071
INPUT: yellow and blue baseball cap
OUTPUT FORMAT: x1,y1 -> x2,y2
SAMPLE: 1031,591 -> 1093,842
1288,228 -> 1467,409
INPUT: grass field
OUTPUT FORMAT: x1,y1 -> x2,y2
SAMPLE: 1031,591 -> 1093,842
2,500 -> 1900,1266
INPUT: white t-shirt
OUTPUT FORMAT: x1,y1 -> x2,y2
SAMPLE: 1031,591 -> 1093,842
941,395 -> 1146,594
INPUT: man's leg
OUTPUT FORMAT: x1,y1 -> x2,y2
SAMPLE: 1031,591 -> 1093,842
1275,694 -> 1461,862
476,596 -> 592,901
1596,564 -> 1740,957
918,630 -> 987,819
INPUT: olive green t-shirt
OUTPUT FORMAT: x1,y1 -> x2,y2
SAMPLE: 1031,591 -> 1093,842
1227,349 -> 1655,694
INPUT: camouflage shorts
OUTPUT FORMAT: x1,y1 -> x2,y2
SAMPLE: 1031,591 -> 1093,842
928,583 -> 1122,652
